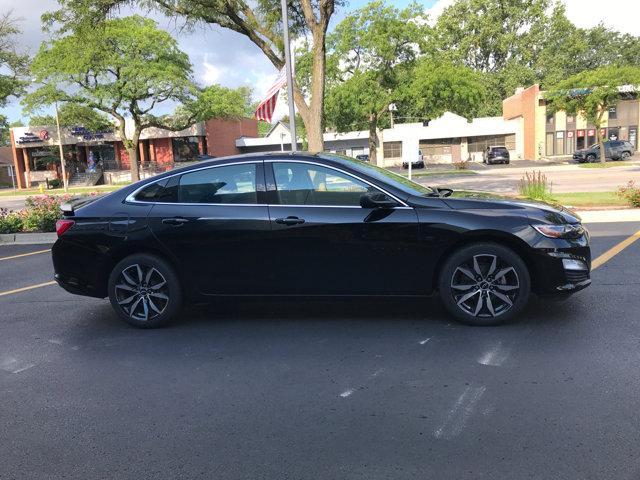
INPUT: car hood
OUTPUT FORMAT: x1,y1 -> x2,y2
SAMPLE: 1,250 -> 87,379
440,192 -> 582,225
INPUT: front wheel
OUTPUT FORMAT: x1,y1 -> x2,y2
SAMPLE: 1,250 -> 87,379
108,253 -> 183,328
438,243 -> 531,326
586,154 -> 597,163
621,151 -> 631,160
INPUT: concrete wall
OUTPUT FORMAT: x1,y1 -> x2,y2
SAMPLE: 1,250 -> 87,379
503,85 -> 540,160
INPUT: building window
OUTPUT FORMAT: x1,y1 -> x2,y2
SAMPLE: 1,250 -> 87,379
172,137 -> 200,162
555,131 -> 565,155
608,106 -> 617,119
545,132 -> 554,156
468,135 -> 516,153
546,113 -> 554,124
566,115 -> 575,123
383,141 -> 402,159
419,138 -> 460,157
565,131 -> 575,154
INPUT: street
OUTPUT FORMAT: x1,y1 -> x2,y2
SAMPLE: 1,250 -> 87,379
413,161 -> 640,194
1,220 -> 640,479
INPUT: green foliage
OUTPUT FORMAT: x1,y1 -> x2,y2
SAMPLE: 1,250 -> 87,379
518,171 -> 553,201
188,85 -> 252,121
433,0 -> 640,115
21,195 -> 72,232
325,0 -> 430,159
0,208 -> 23,234
0,12 -> 29,107
617,181 -> 640,208
29,104 -> 113,131
398,59 -> 485,121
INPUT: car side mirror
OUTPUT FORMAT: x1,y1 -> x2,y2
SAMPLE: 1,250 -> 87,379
360,192 -> 397,209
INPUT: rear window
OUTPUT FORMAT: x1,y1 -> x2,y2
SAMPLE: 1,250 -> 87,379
178,164 -> 257,204
491,147 -> 508,152
135,179 -> 178,203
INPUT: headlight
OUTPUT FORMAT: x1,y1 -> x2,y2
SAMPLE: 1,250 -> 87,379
533,224 -> 585,239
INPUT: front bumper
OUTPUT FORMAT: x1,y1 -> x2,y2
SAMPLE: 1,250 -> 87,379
528,239 -> 591,296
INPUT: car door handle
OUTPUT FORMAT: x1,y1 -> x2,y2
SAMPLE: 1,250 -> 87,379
162,217 -> 190,226
275,216 -> 305,226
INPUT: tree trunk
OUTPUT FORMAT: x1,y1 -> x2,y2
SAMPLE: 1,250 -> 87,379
128,146 -> 140,182
368,112 -> 379,165
594,126 -> 606,163
293,20 -> 327,153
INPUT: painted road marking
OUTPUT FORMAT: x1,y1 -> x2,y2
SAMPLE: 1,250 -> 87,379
0,281 -> 57,298
592,229 -> 640,270
477,342 -> 510,367
0,249 -> 51,262
434,386 -> 486,440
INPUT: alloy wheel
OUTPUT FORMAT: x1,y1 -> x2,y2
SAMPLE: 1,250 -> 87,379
450,254 -> 520,318
114,264 -> 169,322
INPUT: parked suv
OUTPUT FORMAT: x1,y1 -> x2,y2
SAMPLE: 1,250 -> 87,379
483,146 -> 510,165
573,140 -> 635,163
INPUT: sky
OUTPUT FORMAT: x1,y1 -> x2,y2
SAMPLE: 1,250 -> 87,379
1,0 -> 640,124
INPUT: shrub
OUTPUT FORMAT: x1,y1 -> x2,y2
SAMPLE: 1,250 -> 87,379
48,179 -> 61,189
519,170 -> 553,201
21,195 -> 71,232
0,208 -> 24,234
617,181 -> 640,207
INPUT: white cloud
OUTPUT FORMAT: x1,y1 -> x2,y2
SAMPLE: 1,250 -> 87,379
200,54 -> 226,85
562,0 -> 640,35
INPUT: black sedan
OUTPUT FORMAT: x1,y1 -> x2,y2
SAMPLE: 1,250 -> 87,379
52,152 -> 591,328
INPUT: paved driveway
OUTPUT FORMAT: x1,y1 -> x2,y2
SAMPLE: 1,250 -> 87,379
1,220 -> 640,479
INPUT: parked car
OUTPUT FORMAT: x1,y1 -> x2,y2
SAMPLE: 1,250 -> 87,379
573,140 -> 635,163
483,146 -> 510,165
355,154 -> 369,162
402,151 -> 425,169
53,152 -> 591,328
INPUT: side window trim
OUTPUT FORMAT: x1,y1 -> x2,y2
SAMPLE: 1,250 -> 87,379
265,159 -> 407,207
126,160 -> 267,206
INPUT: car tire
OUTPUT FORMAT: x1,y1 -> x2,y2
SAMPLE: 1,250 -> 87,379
621,151 -> 631,160
438,243 -> 531,326
108,253 -> 183,328
586,154 -> 596,163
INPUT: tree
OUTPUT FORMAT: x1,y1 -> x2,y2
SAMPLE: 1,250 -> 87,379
325,1 -> 429,164
29,104 -> 113,131
45,0 -> 341,152
398,59 -> 486,123
0,12 -> 28,106
545,66 -> 640,163
25,16 -> 198,182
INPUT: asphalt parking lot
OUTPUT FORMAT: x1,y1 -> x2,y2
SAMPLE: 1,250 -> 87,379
1,221 -> 640,480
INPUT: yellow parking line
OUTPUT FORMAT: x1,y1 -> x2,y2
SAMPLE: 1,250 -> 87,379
0,281 -> 57,298
0,249 -> 51,262
592,229 -> 640,270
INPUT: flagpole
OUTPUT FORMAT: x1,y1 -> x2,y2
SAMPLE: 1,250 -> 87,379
280,0 -> 297,152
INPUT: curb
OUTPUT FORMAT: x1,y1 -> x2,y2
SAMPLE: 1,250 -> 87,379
0,232 -> 57,245
575,209 -> 640,223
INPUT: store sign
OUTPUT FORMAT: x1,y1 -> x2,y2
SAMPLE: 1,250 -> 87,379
567,131 -> 574,138
38,130 -> 50,140
556,131 -> 564,139
587,129 -> 596,136
577,130 -> 585,137
71,126 -> 112,141
600,128 -> 607,136
16,132 -> 46,145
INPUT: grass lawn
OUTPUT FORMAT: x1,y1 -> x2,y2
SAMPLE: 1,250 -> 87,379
578,161 -> 638,169
453,190 -> 626,207
0,184 -> 125,197
549,191 -> 627,207
412,170 -> 478,177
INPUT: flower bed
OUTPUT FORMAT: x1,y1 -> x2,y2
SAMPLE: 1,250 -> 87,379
0,194 -> 75,234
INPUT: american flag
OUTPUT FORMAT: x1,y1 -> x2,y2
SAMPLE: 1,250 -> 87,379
255,67 -> 288,123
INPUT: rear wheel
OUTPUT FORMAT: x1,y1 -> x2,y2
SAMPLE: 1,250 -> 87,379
621,151 -> 631,160
108,253 -> 183,328
438,243 -> 531,326
586,154 -> 597,162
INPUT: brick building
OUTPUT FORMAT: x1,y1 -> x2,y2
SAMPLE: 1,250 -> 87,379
9,118 -> 258,189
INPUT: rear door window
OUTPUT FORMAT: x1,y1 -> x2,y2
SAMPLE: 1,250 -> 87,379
179,163 -> 258,204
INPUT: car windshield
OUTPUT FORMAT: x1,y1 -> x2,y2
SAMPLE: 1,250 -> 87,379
319,153 -> 436,197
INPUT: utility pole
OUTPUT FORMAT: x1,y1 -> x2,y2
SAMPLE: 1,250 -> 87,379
54,101 -> 69,192
280,0 -> 297,152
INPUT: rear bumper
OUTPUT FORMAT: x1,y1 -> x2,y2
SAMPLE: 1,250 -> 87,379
54,273 -> 106,299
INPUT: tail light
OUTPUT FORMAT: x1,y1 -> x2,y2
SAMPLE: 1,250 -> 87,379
55,219 -> 75,237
